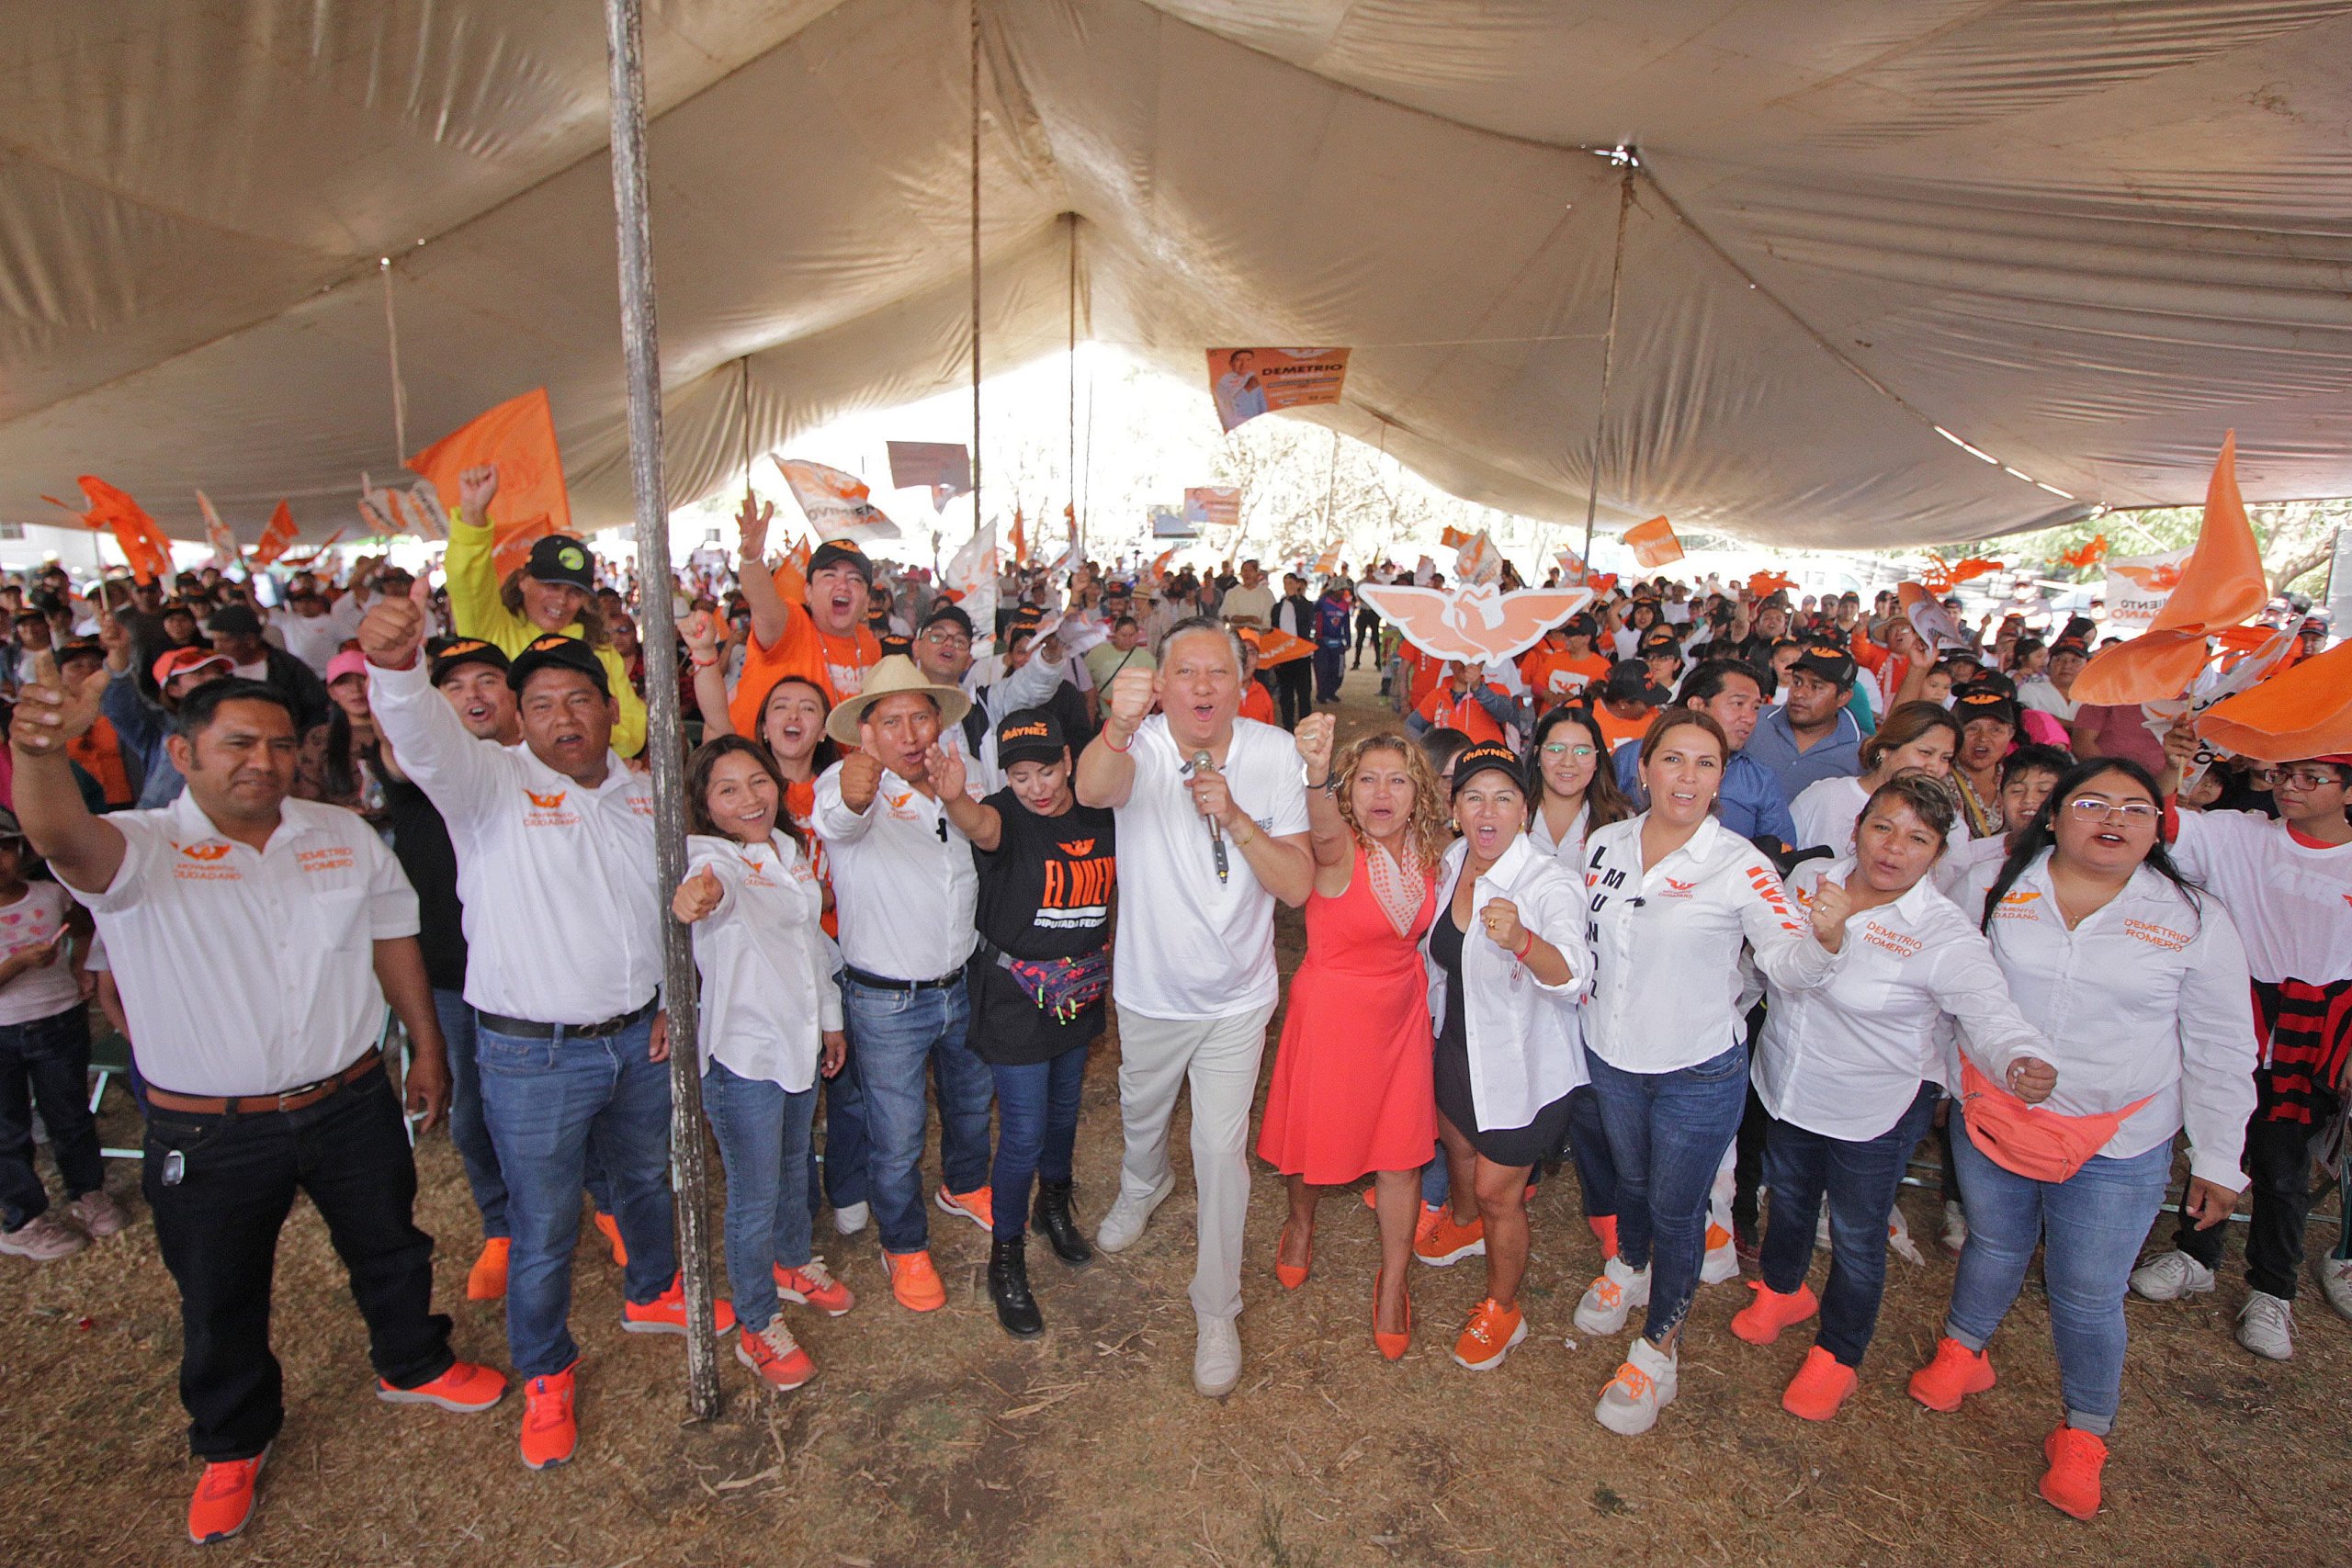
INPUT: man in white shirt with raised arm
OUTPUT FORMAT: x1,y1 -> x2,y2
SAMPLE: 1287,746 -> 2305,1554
360,588 -> 731,1475
9,665 -> 503,1548
1076,616 -> 1313,1396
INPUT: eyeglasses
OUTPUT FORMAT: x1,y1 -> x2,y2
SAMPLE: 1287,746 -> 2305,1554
1540,743 -> 1597,760
919,628 -> 970,649
2256,766 -> 2345,792
2065,796 -> 2159,823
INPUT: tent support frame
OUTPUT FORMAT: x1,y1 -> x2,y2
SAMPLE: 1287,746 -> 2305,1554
602,0 -> 722,1422
1579,158 -> 1636,574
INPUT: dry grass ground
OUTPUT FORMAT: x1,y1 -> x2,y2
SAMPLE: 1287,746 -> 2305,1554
3,664 -> 2346,1568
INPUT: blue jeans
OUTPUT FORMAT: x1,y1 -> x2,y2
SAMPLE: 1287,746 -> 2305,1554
1945,1132 -> 2172,1436
842,976 -> 990,1256
1759,1083 -> 1939,1367
1586,1041 -> 1750,1345
476,1014 -> 679,1377
0,1004 -> 100,1230
435,989 -> 507,1240
1566,1084 -> 1618,1223
702,1060 -> 816,1333
989,1045 -> 1087,1239
809,976 -> 870,1219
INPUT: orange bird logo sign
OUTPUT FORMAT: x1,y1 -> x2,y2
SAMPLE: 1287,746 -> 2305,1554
2109,562 -> 2184,594
1357,530 -> 1590,664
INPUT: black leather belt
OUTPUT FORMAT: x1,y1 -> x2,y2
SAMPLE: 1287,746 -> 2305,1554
842,964 -> 962,994
475,996 -> 660,1039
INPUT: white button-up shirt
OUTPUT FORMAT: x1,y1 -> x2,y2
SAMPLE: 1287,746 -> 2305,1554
1582,812 -> 1834,1074
811,760 -> 978,983
368,658 -> 661,1025
686,830 -> 841,1090
70,792 -> 418,1096
1758,858 -> 2047,1141
2168,807 -> 2352,987
1955,849 -> 2255,1187
1423,834 -> 1592,1129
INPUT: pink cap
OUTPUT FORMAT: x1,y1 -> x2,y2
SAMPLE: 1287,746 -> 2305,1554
326,648 -> 369,685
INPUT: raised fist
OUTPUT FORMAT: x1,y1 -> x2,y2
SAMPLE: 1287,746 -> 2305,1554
839,750 -> 885,813
1295,713 -> 1336,781
458,465 -> 499,519
1808,875 -> 1855,951
1104,667 -> 1154,737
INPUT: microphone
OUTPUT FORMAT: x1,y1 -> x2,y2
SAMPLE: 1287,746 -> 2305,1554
1194,750 -> 1229,885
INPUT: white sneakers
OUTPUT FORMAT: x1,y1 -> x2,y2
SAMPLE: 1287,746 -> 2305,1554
1572,1257 -> 1650,1337
831,1201 -> 870,1237
1595,1336 -> 1678,1436
1699,1231 -> 1742,1285
2314,1252 -> 2352,1324
1940,1201 -> 1969,1256
1096,1172 -> 1176,1255
2128,1248 -> 2216,1302
1193,1313 -> 1242,1397
0,1212 -> 86,1261
2236,1291 -> 2295,1360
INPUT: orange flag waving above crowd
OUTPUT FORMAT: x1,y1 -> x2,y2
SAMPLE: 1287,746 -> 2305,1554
45,476 -> 175,583
250,501 -> 300,568
408,388 -> 573,567
1623,516 -> 1683,570
2073,432 -> 2268,705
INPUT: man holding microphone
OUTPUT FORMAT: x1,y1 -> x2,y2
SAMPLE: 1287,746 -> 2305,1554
1076,616 -> 1312,1396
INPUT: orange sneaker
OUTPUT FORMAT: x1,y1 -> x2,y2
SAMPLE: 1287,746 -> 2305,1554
1780,1345 -> 1857,1421
1589,1213 -> 1620,1259
1275,1220 -> 1311,1290
2039,1425 -> 2107,1520
885,1248 -> 947,1312
1908,1336 -> 1996,1413
519,1366 -> 577,1471
1373,1269 -> 1413,1361
1413,1201 -> 1445,1248
592,1211 -> 628,1268
1451,1297 -> 1527,1371
737,1320 -> 816,1391
466,1236 -> 511,1301
187,1450 -> 266,1545
621,1273 -> 740,1337
1415,1208 -> 1486,1268
377,1359 -> 508,1414
775,1258 -> 855,1316
1730,1280 -> 1819,1346
935,1184 -> 994,1232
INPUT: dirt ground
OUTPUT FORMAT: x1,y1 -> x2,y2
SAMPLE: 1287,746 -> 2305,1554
5,663 -> 2347,1568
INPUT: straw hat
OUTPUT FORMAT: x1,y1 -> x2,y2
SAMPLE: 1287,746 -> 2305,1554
823,654 -> 973,746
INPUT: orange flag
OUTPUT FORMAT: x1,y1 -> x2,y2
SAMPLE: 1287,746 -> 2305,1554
1009,508 -> 1028,569
1747,570 -> 1798,599
45,477 -> 175,583
1623,516 -> 1683,570
408,388 -> 572,570
250,501 -> 301,567
2198,639 -> 2352,762
1238,626 -> 1315,667
279,526 -> 349,571
2073,433 -> 2267,705
771,540 -> 812,607
1439,525 -> 1476,550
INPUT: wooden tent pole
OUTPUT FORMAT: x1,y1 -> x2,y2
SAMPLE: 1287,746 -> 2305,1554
1579,157 -> 1637,574
600,0 -> 721,1421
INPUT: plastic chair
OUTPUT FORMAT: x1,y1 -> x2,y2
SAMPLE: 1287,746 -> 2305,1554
85,1030 -> 143,1161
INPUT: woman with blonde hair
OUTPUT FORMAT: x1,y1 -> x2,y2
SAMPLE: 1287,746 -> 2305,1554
1788,700 -> 1962,853
1258,718 -> 1451,1359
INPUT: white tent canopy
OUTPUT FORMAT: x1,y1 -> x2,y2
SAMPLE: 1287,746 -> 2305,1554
6,0 -> 2351,550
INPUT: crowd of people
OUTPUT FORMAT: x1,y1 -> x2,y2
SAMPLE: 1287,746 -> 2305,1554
0,471 -> 2345,1545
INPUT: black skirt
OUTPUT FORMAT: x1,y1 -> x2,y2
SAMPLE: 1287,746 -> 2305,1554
1430,906 -> 1576,1168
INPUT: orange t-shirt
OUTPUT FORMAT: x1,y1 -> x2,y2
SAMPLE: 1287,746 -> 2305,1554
1398,646 -> 1445,712
1521,647 -> 1611,707
1239,681 -> 1277,725
1591,703 -> 1655,752
1417,683 -> 1509,745
729,602 -> 880,740
782,776 -> 838,939
68,716 -> 133,808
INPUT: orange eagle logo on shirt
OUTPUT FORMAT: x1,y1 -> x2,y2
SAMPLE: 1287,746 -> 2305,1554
177,842 -> 232,862
526,789 -> 567,810
1057,839 -> 1097,857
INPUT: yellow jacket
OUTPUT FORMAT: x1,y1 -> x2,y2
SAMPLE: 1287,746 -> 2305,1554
444,517 -> 648,758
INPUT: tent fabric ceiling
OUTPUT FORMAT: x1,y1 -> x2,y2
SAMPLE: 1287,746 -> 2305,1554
4,1 -> 2350,550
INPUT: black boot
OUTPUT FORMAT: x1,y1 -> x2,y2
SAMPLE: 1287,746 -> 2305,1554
1032,1178 -> 1094,1267
989,1234 -> 1044,1338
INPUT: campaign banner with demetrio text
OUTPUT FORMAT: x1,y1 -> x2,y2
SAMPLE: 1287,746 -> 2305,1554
1205,348 -> 1350,433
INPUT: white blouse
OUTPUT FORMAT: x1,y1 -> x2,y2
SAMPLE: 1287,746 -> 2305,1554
1422,835 -> 1592,1130
687,830 -> 842,1091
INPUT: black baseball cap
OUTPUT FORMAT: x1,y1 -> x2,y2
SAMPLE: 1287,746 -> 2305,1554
996,707 -> 1068,770
427,636 -> 512,687
921,602 -> 975,637
525,535 -> 594,592
1790,642 -> 1857,688
1951,682 -> 2020,730
506,633 -> 608,697
1564,613 -> 1599,638
1602,659 -> 1671,705
208,603 -> 264,638
1449,739 -> 1524,797
808,541 -> 874,585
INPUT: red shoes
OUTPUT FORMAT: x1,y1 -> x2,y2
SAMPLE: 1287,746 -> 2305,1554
1275,1221 -> 1312,1290
1729,1280 -> 1819,1346
187,1450 -> 266,1546
519,1366 -> 578,1471
1373,1269 -> 1412,1360
467,1236 -> 511,1301
1779,1346 -> 1857,1421
2039,1425 -> 2108,1520
1908,1336 -> 1996,1412
620,1273 -> 739,1337
376,1359 -> 508,1414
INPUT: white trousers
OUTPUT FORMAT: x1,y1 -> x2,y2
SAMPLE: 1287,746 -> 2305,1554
1114,1002 -> 1276,1322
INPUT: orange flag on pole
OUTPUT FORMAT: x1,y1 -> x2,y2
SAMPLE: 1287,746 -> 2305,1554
408,388 -> 573,568
2073,432 -> 2268,705
44,477 -> 175,583
2198,639 -> 2352,763
1623,516 -> 1683,570
1009,508 -> 1028,569
250,501 -> 300,567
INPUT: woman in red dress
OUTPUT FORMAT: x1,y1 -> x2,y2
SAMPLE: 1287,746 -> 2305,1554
1257,716 -> 1452,1358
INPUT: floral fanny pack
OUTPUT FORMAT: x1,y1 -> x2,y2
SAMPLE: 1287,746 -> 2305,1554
979,940 -> 1111,1023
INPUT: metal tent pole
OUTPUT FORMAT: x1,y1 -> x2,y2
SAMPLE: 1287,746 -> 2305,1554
1579,158 -> 1637,573
601,0 -> 721,1421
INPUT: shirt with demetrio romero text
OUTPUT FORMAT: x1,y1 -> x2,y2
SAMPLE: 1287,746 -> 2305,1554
67,792 -> 418,1097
